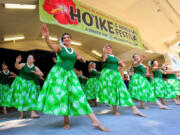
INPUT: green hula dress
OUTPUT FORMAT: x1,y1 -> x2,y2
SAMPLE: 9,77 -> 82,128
56,53 -> 62,63
34,74 -> 41,94
129,64 -> 157,102
6,64 -> 39,111
152,70 -> 176,99
166,74 -> 180,95
146,76 -> 153,84
99,55 -> 134,106
36,47 -> 92,116
78,75 -> 87,93
0,70 -> 11,107
85,69 -> 100,100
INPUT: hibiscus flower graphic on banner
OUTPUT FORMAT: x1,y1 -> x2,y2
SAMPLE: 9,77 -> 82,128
43,0 -> 78,25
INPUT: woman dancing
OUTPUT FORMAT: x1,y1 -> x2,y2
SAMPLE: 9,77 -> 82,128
99,45 -> 145,117
129,54 -> 170,109
0,62 -> 16,115
36,24 -> 109,131
6,54 -> 43,119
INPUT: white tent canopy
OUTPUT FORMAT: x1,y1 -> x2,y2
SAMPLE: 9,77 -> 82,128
0,0 -> 179,63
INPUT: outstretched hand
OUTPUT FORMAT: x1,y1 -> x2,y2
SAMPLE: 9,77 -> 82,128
40,24 -> 49,37
16,55 -> 22,63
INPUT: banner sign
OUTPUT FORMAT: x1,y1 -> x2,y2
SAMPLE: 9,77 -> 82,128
39,0 -> 144,49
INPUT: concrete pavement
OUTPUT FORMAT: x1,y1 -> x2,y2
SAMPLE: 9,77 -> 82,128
0,101 -> 180,135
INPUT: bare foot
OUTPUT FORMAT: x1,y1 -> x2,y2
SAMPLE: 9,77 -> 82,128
64,123 -> 71,130
133,110 -> 146,117
31,114 -> 40,119
114,112 -> 120,116
141,106 -> 149,109
92,122 -> 109,132
159,106 -> 171,110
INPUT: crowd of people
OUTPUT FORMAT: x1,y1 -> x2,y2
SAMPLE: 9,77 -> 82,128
0,24 -> 180,132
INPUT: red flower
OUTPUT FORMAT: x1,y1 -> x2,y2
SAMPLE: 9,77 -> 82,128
43,0 -> 78,25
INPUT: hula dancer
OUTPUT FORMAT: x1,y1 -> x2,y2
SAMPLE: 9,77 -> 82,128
6,54 -> 43,119
0,62 -> 16,115
166,65 -> 180,100
37,24 -> 109,131
86,62 -> 100,106
151,61 -> 180,105
99,45 -> 145,117
129,54 -> 170,109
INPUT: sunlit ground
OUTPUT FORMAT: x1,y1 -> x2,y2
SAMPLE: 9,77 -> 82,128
0,101 -> 180,135
0,119 -> 33,130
